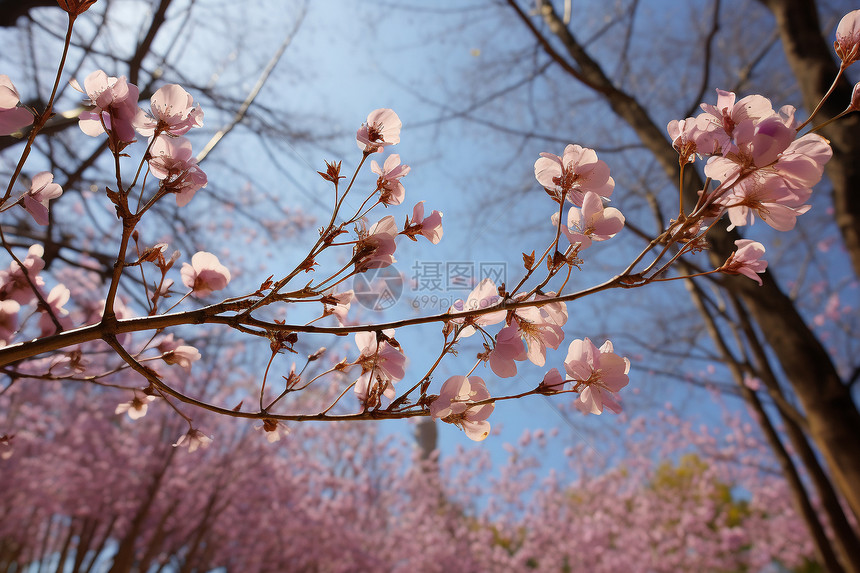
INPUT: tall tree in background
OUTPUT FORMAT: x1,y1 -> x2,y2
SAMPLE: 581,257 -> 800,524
0,0 -> 315,279
380,0 -> 859,568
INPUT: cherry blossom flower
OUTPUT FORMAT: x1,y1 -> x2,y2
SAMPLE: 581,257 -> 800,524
540,367 -> 567,391
698,89 -> 774,142
552,190 -> 625,249
430,375 -> 494,441
512,305 -> 565,366
716,172 -> 810,232
256,418 -> 290,443
71,70 -> 140,143
771,134 -> 832,196
0,245 -> 46,305
22,172 -> 63,226
0,75 -> 34,135
835,10 -> 860,65
115,390 -> 156,420
489,325 -> 527,378
720,239 -> 768,286
180,251 -> 231,296
404,201 -> 443,244
160,340 -> 201,372
38,284 -> 72,336
564,338 -> 630,415
353,216 -> 398,271
322,289 -> 354,325
705,116 -> 795,186
0,299 -> 20,347
173,429 -> 213,453
147,135 -> 208,206
533,291 -> 569,328
371,154 -> 409,205
667,115 -> 720,162
352,330 -> 406,408
356,108 -> 401,153
447,278 -> 506,337
534,144 -> 614,206
850,81 -> 860,111
135,84 -> 203,137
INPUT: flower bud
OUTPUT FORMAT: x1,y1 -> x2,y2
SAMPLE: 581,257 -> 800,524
56,0 -> 98,16
835,10 -> 860,66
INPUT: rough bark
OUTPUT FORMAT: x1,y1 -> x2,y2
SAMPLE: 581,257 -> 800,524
511,0 -> 860,518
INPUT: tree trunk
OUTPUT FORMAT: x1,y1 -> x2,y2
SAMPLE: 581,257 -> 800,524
512,0 -> 860,518
758,0 -> 860,278
686,278 -> 849,572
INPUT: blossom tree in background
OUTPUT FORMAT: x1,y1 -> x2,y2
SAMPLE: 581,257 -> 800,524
0,1 -> 859,571
0,377 -> 827,572
383,0 -> 860,569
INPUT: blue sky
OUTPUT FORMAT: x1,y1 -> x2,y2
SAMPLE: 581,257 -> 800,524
7,0 -> 855,476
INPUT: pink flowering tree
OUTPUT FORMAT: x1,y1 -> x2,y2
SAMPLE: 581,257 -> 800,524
385,1 -> 860,570
1,1 -> 860,571
0,377 -> 830,572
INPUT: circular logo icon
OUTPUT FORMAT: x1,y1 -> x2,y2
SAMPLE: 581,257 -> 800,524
353,266 -> 403,311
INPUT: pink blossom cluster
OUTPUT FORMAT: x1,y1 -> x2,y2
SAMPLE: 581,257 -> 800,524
437,279 -> 630,436
0,246 -> 72,344
1,73 -> 209,230
70,72 -> 208,205
0,78 -> 64,225
0,378 -> 821,572
430,375 -> 494,440
0,240 -> 226,353
701,94 -> 829,233
533,144 -> 626,263
352,329 -> 407,408
664,88 -> 836,285
351,206 -> 444,271
346,111 -> 443,272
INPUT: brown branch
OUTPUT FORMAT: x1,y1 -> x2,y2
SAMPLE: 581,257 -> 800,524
196,6 -> 307,163
683,0 -> 722,119
730,294 -> 860,567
